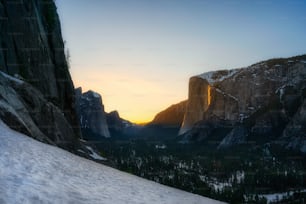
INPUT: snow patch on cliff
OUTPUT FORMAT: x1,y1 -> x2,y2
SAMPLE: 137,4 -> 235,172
198,69 -> 240,84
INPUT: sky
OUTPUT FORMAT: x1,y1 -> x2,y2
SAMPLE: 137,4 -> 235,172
56,0 -> 306,123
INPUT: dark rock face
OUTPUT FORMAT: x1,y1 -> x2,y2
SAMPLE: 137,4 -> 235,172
180,55 -> 306,152
106,110 -> 126,133
0,0 -> 79,137
218,126 -> 247,149
150,100 -> 187,127
280,99 -> 306,152
0,0 -> 81,151
0,72 -> 78,150
75,88 -> 110,138
106,110 -> 140,137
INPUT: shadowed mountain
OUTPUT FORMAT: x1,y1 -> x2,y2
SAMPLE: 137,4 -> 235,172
75,87 -> 110,139
106,110 -> 142,138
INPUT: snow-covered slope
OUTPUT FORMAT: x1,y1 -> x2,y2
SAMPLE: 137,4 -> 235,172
0,120 -> 224,204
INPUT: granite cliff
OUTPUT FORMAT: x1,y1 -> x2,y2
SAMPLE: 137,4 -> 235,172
179,55 -> 306,152
0,0 -> 80,151
75,87 -> 110,139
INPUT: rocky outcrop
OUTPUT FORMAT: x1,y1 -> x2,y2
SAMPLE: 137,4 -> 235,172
0,0 -> 74,111
151,100 -> 187,127
75,88 -> 110,138
0,0 -> 81,150
0,71 -> 79,150
180,55 -> 306,152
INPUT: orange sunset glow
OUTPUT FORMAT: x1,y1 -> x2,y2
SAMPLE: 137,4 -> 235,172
71,67 -> 188,123
207,85 -> 211,106
57,0 -> 306,123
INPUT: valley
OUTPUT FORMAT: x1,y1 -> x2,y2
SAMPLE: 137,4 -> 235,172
1,0 -> 306,203
88,133 -> 306,203
78,55 -> 306,203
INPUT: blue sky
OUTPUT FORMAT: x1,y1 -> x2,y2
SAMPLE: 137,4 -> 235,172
56,0 -> 306,122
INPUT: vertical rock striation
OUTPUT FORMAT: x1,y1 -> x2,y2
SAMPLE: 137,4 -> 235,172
0,0 -> 81,151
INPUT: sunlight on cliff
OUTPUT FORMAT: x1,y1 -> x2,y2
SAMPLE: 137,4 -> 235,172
207,85 -> 211,106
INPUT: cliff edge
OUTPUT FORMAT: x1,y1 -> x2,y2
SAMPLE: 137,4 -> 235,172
179,55 -> 306,152
0,0 -> 81,151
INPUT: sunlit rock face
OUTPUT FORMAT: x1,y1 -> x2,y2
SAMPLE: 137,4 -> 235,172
75,88 -> 110,138
151,100 -> 187,127
179,77 -> 211,135
179,55 -> 306,152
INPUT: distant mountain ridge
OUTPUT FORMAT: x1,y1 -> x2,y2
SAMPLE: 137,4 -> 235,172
150,100 -> 187,126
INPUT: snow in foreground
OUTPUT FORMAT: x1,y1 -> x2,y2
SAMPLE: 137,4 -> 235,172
0,121 -> 224,204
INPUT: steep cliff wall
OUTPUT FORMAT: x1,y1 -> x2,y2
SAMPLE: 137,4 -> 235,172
75,88 -> 110,138
0,0 -> 81,150
179,55 -> 306,151
179,78 -> 211,134
0,0 -> 78,129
